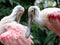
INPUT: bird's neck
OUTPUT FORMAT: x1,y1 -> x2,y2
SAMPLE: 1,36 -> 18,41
33,10 -> 40,24
34,10 -> 45,26
9,11 -> 17,19
34,9 -> 41,19
35,8 -> 40,17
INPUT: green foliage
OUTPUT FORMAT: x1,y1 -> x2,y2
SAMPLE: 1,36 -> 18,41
31,24 -> 55,45
0,0 -> 60,45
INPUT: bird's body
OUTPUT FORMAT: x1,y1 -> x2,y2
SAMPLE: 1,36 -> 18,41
0,10 -> 16,35
33,8 -> 60,36
33,8 -> 60,26
0,13 -> 16,24
27,6 -> 60,38
0,5 -> 24,35
0,21 -> 33,45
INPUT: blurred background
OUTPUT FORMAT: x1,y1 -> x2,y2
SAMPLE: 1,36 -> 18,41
0,0 -> 60,45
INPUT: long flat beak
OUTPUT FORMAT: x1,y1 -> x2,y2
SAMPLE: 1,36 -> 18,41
25,14 -> 33,38
16,14 -> 22,23
16,11 -> 24,23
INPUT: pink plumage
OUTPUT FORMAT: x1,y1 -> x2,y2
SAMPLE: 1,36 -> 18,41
0,22 -> 33,45
47,11 -> 60,36
48,11 -> 60,21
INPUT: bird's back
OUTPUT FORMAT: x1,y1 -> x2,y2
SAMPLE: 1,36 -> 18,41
41,8 -> 60,36
39,8 -> 60,24
41,8 -> 60,15
0,15 -> 14,24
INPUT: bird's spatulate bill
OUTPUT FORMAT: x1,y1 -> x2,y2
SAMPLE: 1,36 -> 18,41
25,14 -> 33,38
16,11 -> 23,23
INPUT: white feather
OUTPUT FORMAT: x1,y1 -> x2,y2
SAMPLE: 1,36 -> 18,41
28,6 -> 60,26
0,5 -> 24,35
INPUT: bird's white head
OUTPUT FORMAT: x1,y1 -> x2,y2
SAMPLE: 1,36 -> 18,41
28,6 -> 40,25
11,5 -> 25,23
12,5 -> 24,14
28,6 -> 40,13
28,6 -> 40,22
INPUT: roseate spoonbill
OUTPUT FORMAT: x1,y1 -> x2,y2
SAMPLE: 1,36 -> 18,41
25,6 -> 60,38
0,21 -> 33,45
0,5 -> 24,35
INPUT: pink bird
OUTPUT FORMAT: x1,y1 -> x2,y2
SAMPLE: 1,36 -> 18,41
0,21 -> 33,45
25,6 -> 60,44
0,5 -> 33,45
0,5 -> 24,35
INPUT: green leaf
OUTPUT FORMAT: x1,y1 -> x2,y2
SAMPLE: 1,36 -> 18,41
1,0 -> 6,3
13,1 -> 20,5
47,41 -> 54,45
0,0 -> 2,3
44,31 -> 55,44
9,0 -> 13,6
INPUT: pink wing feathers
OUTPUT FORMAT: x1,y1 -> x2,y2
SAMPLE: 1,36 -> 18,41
0,22 -> 33,45
47,11 -> 60,36
48,11 -> 60,22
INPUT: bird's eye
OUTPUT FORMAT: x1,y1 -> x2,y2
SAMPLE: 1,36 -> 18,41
31,10 -> 34,12
30,10 -> 35,15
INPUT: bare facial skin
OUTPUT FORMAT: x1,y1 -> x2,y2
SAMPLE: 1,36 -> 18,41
30,10 -> 34,15
29,10 -> 35,23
